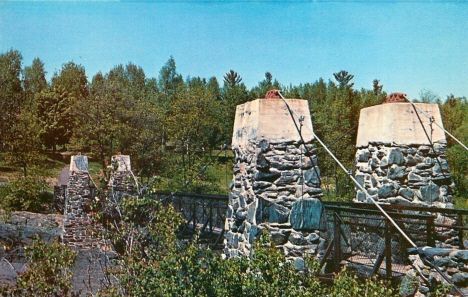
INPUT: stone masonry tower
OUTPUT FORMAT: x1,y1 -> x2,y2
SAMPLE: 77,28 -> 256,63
225,96 -> 326,268
108,154 -> 134,197
63,155 -> 93,248
354,93 -> 453,208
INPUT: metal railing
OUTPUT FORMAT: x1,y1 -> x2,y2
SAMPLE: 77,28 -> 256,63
152,191 -> 229,248
54,187 -> 468,266
320,201 -> 468,279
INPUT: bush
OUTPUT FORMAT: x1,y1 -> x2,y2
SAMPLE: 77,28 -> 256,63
0,236 -> 78,296
0,177 -> 52,212
95,194 -> 398,297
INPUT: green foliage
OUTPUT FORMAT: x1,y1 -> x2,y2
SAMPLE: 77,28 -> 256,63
223,70 -> 242,88
0,49 -> 24,153
23,57 -> 47,98
0,236 -> 78,297
36,86 -> 75,150
328,267 -> 395,296
440,95 -> 468,204
96,194 -> 398,297
334,70 -> 354,89
51,61 -> 88,104
2,109 -> 44,177
0,176 -> 52,212
429,283 -> 452,297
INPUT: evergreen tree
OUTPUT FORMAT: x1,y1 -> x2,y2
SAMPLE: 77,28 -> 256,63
333,70 -> 354,89
223,70 -> 242,88
251,71 -> 281,98
372,79 -> 383,96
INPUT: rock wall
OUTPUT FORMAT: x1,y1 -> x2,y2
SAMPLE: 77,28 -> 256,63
226,139 -> 327,268
405,247 -> 468,296
354,141 -> 453,208
352,99 -> 468,294
354,100 -> 458,248
354,102 -> 452,208
225,98 -> 327,269
63,155 -> 94,248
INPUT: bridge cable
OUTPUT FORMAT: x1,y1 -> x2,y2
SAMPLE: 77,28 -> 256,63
280,95 -> 323,188
409,102 -> 449,183
277,92 -> 465,295
407,99 -> 468,153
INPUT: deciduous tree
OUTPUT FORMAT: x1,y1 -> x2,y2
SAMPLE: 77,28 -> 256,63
0,49 -> 23,150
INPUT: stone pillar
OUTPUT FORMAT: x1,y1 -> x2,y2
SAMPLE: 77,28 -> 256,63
225,98 -> 326,268
108,154 -> 134,197
354,97 -> 456,246
354,100 -> 452,207
63,155 -> 93,248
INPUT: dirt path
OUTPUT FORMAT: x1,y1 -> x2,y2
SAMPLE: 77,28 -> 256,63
58,165 -> 70,186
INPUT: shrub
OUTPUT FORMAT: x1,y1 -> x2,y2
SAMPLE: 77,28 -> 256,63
95,194 -> 398,297
0,236 -> 78,296
0,177 -> 52,212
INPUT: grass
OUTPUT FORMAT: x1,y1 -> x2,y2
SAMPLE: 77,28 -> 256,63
205,159 -> 234,194
0,153 -> 107,190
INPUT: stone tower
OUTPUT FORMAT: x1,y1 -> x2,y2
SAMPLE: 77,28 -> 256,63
63,155 -> 94,248
225,97 -> 326,268
108,154 -> 135,197
354,93 -> 453,208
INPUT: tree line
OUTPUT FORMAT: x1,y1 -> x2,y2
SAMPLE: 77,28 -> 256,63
1,48 -> 468,201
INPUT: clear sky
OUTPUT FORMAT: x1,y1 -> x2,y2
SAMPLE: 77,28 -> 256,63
1,1 -> 467,100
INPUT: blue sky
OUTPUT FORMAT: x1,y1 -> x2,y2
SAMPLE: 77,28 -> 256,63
1,1 -> 467,100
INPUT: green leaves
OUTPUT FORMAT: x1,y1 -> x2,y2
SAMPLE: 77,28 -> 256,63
96,195 -> 397,297
0,236 -> 78,297
2,109 -> 44,177
0,176 -> 51,212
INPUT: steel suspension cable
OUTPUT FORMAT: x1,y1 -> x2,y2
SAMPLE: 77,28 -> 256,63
409,103 -> 449,187
277,92 -> 417,248
278,92 -> 466,295
409,100 -> 468,153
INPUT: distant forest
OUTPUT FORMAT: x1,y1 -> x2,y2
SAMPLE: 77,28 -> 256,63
1,48 -> 468,203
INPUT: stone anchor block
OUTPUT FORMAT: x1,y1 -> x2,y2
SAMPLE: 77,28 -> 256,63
110,154 -> 131,171
70,155 -> 89,171
63,155 -> 94,248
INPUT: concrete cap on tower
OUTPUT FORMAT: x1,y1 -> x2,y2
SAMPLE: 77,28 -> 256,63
70,155 -> 89,172
232,98 -> 315,147
356,102 -> 446,147
111,154 -> 131,171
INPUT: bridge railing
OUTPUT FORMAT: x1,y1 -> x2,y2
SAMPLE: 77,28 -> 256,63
323,201 -> 468,249
54,186 -> 468,257
321,201 -> 468,279
151,191 -> 229,247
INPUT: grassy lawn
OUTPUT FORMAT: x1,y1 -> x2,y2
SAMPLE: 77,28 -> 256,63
206,160 -> 233,194
0,156 -> 66,182
0,149 -> 235,195
0,153 -> 106,189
